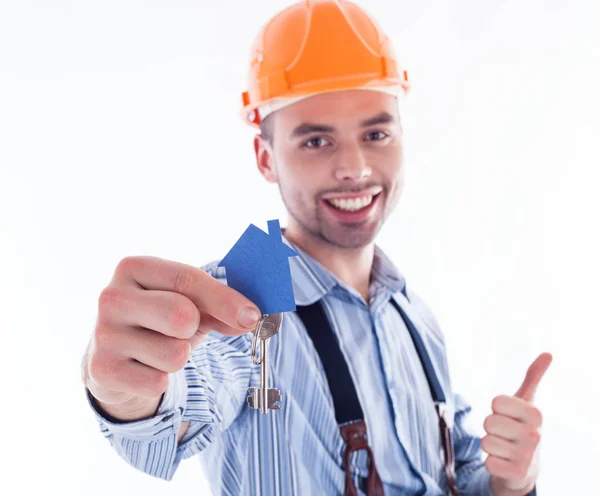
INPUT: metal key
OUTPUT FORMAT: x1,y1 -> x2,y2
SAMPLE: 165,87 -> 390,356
247,313 -> 282,413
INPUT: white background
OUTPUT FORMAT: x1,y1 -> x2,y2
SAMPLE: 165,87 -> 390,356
1,0 -> 598,494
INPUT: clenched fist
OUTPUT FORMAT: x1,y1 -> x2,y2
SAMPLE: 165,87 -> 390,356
81,255 -> 261,421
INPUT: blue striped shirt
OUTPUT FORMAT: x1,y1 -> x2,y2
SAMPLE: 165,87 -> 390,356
87,235 -> 493,495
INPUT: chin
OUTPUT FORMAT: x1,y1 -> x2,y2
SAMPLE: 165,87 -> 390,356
321,222 -> 381,249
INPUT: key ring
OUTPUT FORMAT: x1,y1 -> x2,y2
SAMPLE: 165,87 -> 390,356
251,318 -> 265,365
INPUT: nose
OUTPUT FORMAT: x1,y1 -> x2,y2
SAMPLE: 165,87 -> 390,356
333,146 -> 372,182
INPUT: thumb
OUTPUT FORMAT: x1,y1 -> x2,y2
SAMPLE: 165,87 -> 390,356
514,352 -> 553,402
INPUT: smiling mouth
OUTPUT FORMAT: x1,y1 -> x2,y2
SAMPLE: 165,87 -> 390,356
324,192 -> 381,212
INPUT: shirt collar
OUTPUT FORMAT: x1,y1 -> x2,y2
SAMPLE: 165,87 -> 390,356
371,244 -> 407,296
281,234 -> 337,306
281,231 -> 406,306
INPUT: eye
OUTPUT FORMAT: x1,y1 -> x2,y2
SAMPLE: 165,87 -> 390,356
304,137 -> 330,148
365,131 -> 389,141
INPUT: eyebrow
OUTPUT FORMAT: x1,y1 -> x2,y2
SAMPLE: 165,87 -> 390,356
291,123 -> 335,138
360,111 -> 395,127
290,112 -> 396,138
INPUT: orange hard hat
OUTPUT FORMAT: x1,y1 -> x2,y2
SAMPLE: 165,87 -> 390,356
241,0 -> 410,128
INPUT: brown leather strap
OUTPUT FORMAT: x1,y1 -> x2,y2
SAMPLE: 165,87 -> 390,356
340,414 -> 458,496
340,421 -> 384,496
437,404 -> 459,496
296,300 -> 459,495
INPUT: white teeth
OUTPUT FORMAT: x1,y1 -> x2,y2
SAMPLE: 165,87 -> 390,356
328,195 -> 374,211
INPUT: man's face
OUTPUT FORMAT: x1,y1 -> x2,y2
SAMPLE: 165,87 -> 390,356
255,89 -> 405,249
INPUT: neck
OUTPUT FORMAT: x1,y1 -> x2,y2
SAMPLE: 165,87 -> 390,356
284,222 -> 375,304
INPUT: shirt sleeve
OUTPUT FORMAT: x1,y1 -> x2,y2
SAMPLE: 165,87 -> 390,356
452,392 -> 494,495
86,332 -> 253,481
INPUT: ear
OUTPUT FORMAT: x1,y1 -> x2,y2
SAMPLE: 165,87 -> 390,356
254,134 -> 277,184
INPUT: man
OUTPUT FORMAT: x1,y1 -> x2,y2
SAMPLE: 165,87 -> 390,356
82,1 -> 551,495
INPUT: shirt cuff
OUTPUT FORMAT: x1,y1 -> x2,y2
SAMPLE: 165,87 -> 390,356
85,368 -> 188,441
156,367 -> 188,414
457,462 -> 494,496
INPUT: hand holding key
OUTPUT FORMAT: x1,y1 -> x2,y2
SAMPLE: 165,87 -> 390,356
82,256 -> 262,421
247,313 -> 283,413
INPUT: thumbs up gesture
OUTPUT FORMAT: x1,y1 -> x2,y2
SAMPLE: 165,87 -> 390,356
482,353 -> 553,495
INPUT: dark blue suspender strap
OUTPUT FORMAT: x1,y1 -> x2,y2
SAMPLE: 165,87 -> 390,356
295,301 -> 364,424
295,294 -> 458,495
295,301 -> 383,495
295,294 -> 538,496
388,297 -> 446,403
296,295 -> 451,420
389,295 -> 459,495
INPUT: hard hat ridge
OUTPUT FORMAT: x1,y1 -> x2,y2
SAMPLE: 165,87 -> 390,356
241,0 -> 410,127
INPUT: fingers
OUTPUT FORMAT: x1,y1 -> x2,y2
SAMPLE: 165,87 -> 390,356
88,352 -> 170,399
95,324 -> 192,373
482,425 -> 539,483
514,352 -> 553,401
98,286 -> 201,339
491,395 -> 543,428
483,353 -> 550,491
112,256 -> 261,332
193,311 -> 243,336
483,414 -> 541,447
99,284 -> 250,343
481,435 -> 531,465
88,255 -> 263,407
485,454 -> 532,481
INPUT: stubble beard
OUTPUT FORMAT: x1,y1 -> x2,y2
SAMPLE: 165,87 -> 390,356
279,182 -> 390,250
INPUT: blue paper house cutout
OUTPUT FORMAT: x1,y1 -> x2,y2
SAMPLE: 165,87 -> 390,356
218,219 -> 299,315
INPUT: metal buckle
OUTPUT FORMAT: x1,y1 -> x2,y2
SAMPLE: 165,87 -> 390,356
435,401 -> 454,431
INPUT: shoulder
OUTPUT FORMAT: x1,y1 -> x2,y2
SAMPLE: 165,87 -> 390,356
401,285 -> 456,400
404,285 -> 447,345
